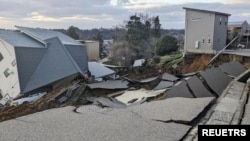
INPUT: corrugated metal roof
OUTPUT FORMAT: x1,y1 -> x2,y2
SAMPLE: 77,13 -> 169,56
16,26 -> 83,46
88,62 -> 115,78
0,30 -> 44,48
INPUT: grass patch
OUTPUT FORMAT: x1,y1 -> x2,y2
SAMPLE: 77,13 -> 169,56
159,55 -> 171,65
168,56 -> 183,66
159,53 -> 183,65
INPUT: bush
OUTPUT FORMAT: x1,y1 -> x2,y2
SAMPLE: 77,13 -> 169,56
152,56 -> 161,64
155,35 -> 178,56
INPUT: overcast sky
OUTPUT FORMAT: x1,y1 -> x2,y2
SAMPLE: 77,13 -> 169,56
0,0 -> 249,30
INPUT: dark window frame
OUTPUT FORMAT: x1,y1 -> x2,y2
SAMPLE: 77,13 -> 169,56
4,68 -> 10,78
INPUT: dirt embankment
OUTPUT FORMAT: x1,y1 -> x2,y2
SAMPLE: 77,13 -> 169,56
179,54 -> 212,73
176,54 -> 250,74
127,53 -> 250,79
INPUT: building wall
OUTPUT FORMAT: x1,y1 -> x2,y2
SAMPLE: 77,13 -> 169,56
85,41 -> 99,61
213,14 -> 229,51
0,40 -> 20,98
240,21 -> 249,34
228,21 -> 249,40
184,10 -> 216,54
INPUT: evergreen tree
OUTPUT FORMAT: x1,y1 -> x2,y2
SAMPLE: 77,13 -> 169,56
152,16 -> 161,38
66,26 -> 79,40
155,35 -> 178,56
125,14 -> 146,45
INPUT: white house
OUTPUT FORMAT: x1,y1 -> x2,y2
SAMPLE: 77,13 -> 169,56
0,35 -> 20,100
183,7 -> 231,54
0,26 -> 88,104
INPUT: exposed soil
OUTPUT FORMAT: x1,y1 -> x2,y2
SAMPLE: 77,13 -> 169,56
144,54 -> 250,76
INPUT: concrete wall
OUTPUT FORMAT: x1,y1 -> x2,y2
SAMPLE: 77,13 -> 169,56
213,14 -> 228,51
0,40 -> 20,98
184,10 -> 215,54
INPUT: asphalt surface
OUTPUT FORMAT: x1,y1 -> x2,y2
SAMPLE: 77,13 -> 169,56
0,63 -> 249,141
0,105 -> 191,141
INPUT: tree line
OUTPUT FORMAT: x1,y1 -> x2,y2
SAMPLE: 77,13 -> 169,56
66,13 -> 179,66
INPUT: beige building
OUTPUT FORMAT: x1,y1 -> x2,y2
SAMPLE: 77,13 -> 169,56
183,7 -> 230,54
79,40 -> 100,61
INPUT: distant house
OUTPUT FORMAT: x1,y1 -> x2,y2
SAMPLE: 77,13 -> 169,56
228,21 -> 250,44
183,7 -> 231,54
0,26 -> 88,100
79,40 -> 99,61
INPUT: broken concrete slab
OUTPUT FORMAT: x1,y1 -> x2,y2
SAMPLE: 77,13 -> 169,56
133,59 -> 145,67
214,97 -> 240,113
153,81 -> 174,90
87,80 -> 128,89
162,73 -> 179,81
88,62 -> 115,79
166,81 -> 194,98
186,76 -> 214,98
115,89 -> 165,105
206,97 -> 240,124
85,97 -> 127,108
241,105 -> 250,124
122,76 -> 160,90
177,72 -> 198,77
200,67 -> 232,96
139,76 -> 159,83
219,62 -> 246,77
0,106 -> 191,141
75,105 -> 110,114
129,97 -> 215,123
123,76 -> 159,84
208,110 -> 234,123
225,81 -> 245,100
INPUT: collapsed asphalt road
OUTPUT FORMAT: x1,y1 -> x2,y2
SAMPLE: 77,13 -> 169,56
0,55 -> 250,141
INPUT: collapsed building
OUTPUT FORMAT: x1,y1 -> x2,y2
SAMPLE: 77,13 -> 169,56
0,26 -> 88,105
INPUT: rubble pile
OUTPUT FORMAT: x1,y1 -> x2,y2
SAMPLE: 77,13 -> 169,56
0,56 -> 249,125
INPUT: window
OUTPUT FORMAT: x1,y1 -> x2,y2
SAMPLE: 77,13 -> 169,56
219,18 -> 222,25
4,68 -> 10,78
208,39 -> 211,43
0,52 -> 3,61
191,18 -> 202,21
202,39 -> 205,44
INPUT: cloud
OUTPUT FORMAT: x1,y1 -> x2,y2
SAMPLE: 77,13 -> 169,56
0,0 -> 249,29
